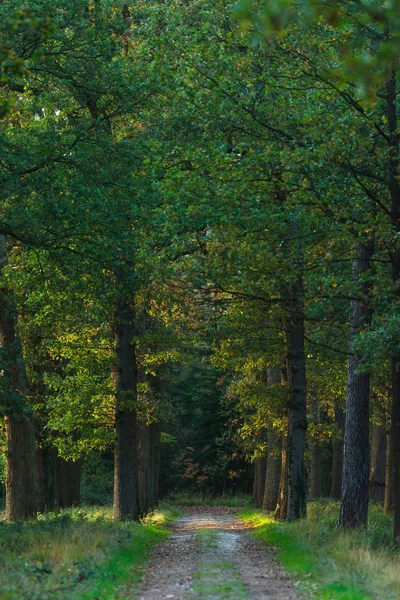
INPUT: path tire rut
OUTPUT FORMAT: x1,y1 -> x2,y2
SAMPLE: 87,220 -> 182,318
137,510 -> 300,600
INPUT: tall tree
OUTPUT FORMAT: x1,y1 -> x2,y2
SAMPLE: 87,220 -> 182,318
0,236 -> 37,519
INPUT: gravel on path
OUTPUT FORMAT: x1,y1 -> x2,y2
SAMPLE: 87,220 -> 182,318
137,508 -> 300,600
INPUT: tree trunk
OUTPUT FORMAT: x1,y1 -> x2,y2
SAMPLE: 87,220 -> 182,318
330,403 -> 344,499
285,277 -> 307,520
369,423 -> 386,503
149,420 -> 161,507
0,235 -> 37,521
262,367 -> 282,512
263,429 -> 282,511
112,285 -> 139,520
36,445 -> 46,513
61,459 -> 81,507
391,357 -> 400,541
149,374 -> 163,507
309,396 -> 322,498
253,456 -> 267,508
137,419 -> 151,515
5,418 -> 37,520
53,455 -> 81,508
136,366 -> 162,514
339,241 -> 374,528
385,67 -> 400,544
274,431 -> 288,520
36,436 -> 60,511
385,424 -> 394,513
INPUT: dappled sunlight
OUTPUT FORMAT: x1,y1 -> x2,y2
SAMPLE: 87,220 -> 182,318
177,513 -> 249,531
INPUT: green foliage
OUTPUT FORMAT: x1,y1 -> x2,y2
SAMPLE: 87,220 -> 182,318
80,454 -> 113,506
162,353 -> 250,495
0,0 -> 398,545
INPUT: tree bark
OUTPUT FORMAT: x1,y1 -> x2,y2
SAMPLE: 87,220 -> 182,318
339,241 -> 374,528
274,431 -> 288,520
386,68 -> 400,543
369,423 -> 386,503
253,455 -> 267,508
309,396 -> 322,498
263,429 -> 282,511
56,458 -> 81,507
136,346 -> 162,514
137,419 -> 151,514
36,444 -> 46,513
149,420 -> 161,506
384,424 -> 394,513
285,277 -> 307,520
0,235 -> 37,520
274,365 -> 289,520
262,367 -> 282,512
5,418 -> 37,520
391,357 -> 400,541
112,283 -> 139,520
149,375 -> 163,507
330,403 -> 344,499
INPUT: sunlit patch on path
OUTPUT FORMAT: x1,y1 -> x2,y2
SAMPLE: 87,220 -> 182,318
137,509 -> 299,599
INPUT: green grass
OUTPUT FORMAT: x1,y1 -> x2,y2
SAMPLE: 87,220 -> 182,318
239,501 -> 400,600
193,560 -> 247,599
192,528 -> 248,598
0,504 -> 180,600
196,528 -> 220,548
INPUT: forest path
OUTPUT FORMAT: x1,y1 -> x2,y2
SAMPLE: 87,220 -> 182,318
137,508 -> 299,600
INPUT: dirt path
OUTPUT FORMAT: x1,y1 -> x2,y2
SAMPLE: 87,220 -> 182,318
137,509 -> 300,600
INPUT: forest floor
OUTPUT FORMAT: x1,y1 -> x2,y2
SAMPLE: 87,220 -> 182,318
137,507 -> 299,600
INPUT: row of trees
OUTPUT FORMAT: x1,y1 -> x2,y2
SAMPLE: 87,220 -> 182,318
1,0 -> 400,543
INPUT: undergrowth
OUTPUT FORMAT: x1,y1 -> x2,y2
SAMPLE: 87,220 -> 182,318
240,500 -> 400,600
0,504 -> 180,600
166,492 -> 252,507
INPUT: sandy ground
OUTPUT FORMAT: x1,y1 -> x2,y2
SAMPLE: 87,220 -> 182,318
136,508 -> 300,600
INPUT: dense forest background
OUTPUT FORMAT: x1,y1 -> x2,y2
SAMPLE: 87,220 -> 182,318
1,0 -> 400,544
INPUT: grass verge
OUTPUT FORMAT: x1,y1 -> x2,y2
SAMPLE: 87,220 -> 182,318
239,501 -> 400,600
0,504 -> 181,600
